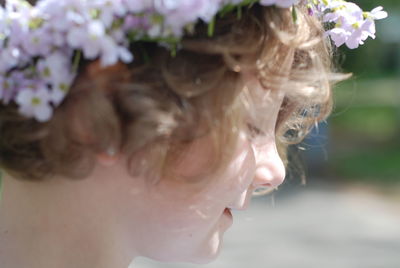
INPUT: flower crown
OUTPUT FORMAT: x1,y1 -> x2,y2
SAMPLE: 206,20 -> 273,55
0,0 -> 387,122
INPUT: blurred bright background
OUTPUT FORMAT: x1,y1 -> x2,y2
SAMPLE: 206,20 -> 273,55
326,0 -> 400,186
0,0 -> 398,267
136,0 -> 400,267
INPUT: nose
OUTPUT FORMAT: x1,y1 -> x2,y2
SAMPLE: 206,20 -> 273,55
252,142 -> 286,189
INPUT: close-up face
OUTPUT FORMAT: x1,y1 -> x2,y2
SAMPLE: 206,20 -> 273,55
114,80 -> 286,264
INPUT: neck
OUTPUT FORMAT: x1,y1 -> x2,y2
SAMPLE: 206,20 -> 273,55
0,173 -> 136,268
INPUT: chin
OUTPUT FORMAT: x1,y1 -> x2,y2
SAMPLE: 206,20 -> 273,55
144,228 -> 227,264
144,244 -> 221,264
189,253 -> 221,265
149,249 -> 221,265
189,229 -> 225,264
186,250 -> 221,265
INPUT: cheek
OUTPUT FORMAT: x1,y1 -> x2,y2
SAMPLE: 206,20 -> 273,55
218,134 -> 257,195
171,134 -> 217,179
146,181 -> 221,227
142,133 -> 257,233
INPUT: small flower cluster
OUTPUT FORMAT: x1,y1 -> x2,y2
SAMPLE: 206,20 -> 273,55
0,0 -> 387,122
311,0 -> 388,49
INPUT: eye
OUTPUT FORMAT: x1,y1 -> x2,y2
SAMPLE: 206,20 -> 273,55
246,123 -> 266,138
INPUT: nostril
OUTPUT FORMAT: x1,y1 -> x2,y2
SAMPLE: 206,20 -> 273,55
253,184 -> 274,196
260,183 -> 272,187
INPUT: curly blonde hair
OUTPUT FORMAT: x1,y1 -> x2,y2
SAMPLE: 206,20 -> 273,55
0,4 -> 343,182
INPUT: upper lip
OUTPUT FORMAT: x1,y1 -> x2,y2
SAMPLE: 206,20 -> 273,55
227,204 -> 248,211
227,187 -> 255,211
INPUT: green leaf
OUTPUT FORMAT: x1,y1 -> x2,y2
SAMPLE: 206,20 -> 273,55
219,4 -> 236,17
72,50 -> 82,74
208,17 -> 216,37
292,6 -> 298,24
170,44 -> 177,57
220,0 -> 258,17
237,6 -> 243,19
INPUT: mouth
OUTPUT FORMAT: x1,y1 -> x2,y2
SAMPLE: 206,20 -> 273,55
220,208 -> 234,229
223,208 -> 233,218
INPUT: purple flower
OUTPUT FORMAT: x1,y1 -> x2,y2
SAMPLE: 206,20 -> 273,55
326,27 -> 351,47
67,20 -> 132,67
123,15 -> 151,32
123,0 -> 153,13
0,0 -> 389,122
21,27 -> 53,56
1,79 -> 15,105
15,84 -> 53,122
100,37 -> 133,66
0,47 -> 23,73
0,6 -> 8,47
67,21 -> 106,59
37,51 -> 75,105
156,0 -> 207,35
322,1 -> 387,49
93,0 -> 127,28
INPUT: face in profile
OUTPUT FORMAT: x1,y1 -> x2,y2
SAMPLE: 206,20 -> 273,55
114,81 -> 286,264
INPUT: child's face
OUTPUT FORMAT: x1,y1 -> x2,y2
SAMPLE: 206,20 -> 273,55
122,84 -> 286,264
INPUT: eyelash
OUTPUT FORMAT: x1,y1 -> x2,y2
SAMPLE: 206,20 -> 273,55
246,123 -> 266,138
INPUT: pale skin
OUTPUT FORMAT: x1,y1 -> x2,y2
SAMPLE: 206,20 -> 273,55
0,77 -> 286,268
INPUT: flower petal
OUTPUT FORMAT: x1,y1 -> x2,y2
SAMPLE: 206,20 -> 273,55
34,103 -> 53,122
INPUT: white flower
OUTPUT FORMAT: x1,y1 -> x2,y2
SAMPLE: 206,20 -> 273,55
322,1 -> 387,49
369,6 -> 388,20
67,20 -> 106,59
0,47 -> 23,73
21,27 -> 53,56
2,71 -> 24,104
326,27 -> 350,47
100,37 -> 133,66
92,0 -> 127,28
124,0 -> 153,13
16,86 -> 53,122
260,0 -> 299,8
0,0 -> 389,122
0,6 -> 8,48
67,20 -> 133,67
37,51 -> 75,105
344,20 -> 370,49
50,84 -> 70,106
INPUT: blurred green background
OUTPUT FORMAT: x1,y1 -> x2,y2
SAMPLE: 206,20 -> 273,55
306,0 -> 400,186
